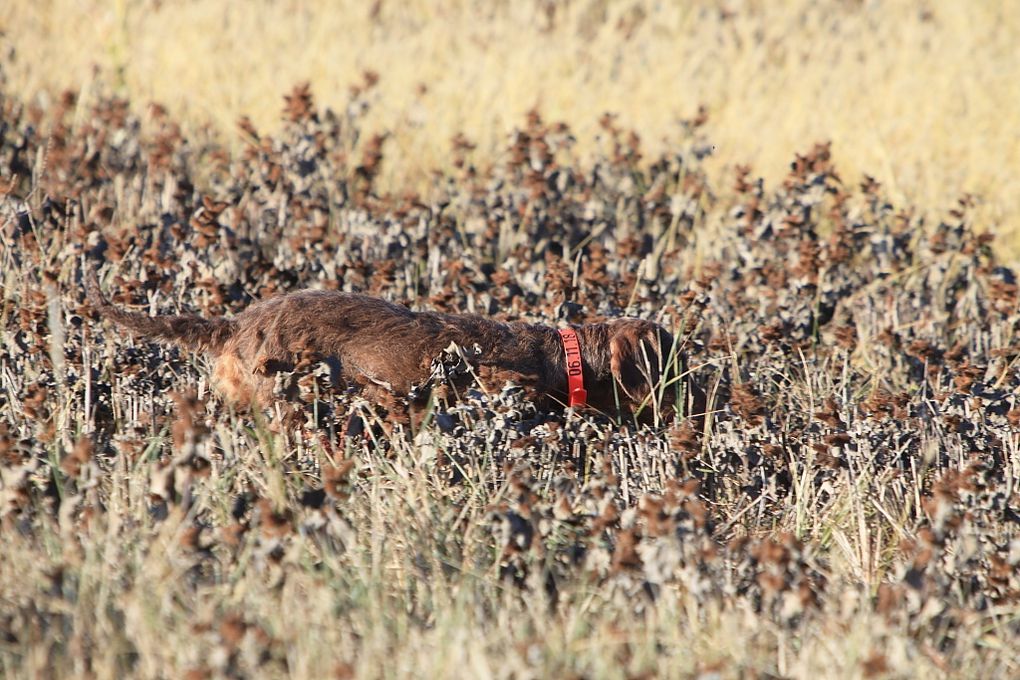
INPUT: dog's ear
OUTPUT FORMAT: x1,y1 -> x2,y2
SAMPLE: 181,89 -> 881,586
609,320 -> 672,407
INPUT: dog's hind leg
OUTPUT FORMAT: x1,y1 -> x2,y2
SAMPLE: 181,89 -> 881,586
213,352 -> 274,407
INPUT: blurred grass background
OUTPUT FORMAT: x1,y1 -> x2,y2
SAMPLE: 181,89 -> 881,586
2,0 -> 1018,252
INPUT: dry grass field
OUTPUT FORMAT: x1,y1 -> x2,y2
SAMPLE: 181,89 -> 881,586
2,1 -> 1020,678
3,0 -> 1019,251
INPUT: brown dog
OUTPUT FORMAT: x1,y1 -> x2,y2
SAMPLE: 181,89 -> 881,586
86,270 -> 688,422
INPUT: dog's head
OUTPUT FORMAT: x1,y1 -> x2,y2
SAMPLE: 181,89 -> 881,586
605,318 -> 682,422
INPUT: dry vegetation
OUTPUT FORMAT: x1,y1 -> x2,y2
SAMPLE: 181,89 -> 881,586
2,1 -> 1019,252
2,2 -> 1020,679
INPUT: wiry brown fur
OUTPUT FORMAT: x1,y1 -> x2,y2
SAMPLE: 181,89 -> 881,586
86,269 -> 690,420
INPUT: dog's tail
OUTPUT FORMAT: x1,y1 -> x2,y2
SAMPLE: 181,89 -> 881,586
86,267 -> 235,353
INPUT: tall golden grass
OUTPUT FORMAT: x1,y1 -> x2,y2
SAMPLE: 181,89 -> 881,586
3,0 -> 1018,250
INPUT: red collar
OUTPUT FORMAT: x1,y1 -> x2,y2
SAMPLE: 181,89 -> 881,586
557,328 -> 587,407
